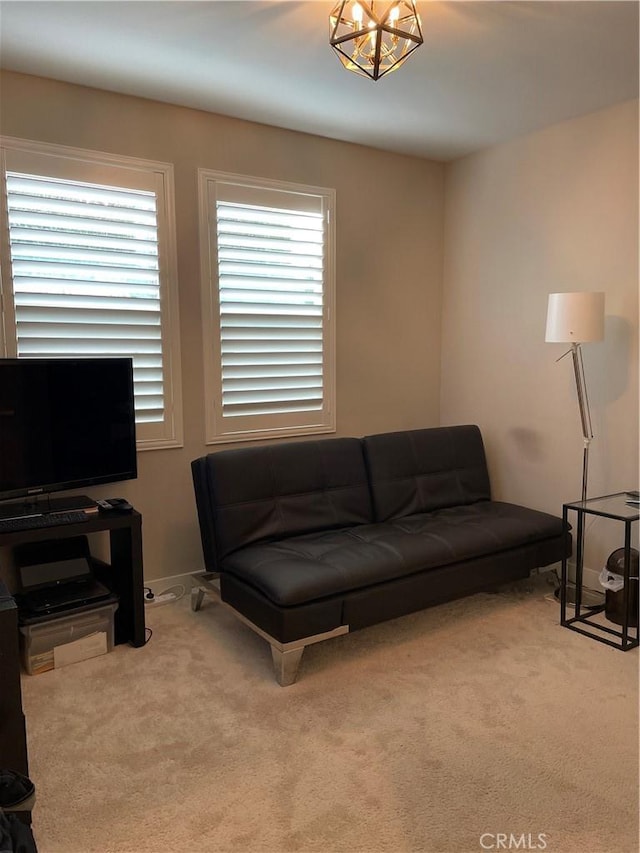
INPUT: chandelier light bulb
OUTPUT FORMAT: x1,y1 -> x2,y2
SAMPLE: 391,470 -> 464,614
329,0 -> 424,81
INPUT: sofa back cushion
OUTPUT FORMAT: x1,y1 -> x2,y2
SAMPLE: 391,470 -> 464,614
192,437 -> 373,562
363,425 -> 491,522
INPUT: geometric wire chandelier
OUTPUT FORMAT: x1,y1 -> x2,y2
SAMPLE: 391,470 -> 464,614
329,1 -> 423,81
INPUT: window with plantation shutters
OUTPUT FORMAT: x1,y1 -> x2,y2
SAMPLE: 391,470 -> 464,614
0,138 -> 183,450
199,171 -> 335,443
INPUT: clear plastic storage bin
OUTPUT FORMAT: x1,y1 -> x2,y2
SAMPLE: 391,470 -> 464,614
20,601 -> 118,675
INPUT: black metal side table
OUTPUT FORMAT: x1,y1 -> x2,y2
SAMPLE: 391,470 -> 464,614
561,492 -> 639,650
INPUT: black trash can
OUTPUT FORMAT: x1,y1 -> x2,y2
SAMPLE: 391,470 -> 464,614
0,769 -> 38,852
604,548 -> 639,628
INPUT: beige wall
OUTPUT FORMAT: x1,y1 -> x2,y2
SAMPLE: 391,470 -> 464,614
0,71 -> 445,583
3,72 -> 635,585
442,100 -> 639,571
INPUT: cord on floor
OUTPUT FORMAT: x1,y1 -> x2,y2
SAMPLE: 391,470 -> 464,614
160,584 -> 186,601
143,584 -> 186,607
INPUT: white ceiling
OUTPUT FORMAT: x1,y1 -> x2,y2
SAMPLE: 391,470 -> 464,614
0,1 -> 638,161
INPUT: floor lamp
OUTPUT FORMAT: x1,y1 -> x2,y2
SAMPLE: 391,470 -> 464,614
545,291 -> 605,502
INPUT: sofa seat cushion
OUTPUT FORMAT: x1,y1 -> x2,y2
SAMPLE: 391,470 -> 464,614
221,500 -> 565,607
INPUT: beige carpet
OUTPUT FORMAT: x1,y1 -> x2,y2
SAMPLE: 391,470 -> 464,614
20,575 -> 638,853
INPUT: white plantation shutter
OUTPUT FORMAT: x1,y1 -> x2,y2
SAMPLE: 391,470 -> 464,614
5,173 -> 164,423
217,200 -> 324,417
0,139 -> 183,449
199,172 -> 335,442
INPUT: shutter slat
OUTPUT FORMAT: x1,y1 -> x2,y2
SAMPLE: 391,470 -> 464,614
15,292 -> 160,312
220,315 -> 322,329
10,245 -> 159,267
219,266 -> 322,282
220,306 -> 322,319
6,175 -> 157,209
218,249 -> 322,267
217,203 -> 322,228
9,228 -> 158,254
222,341 -> 322,354
8,211 -> 158,241
225,400 -> 322,418
136,411 -> 165,423
16,306 -> 161,325
224,377 -> 322,393
219,234 -> 322,255
223,366 -> 322,379
14,262 -> 159,283
222,354 -> 322,366
223,388 -> 322,405
18,339 -> 163,354
14,278 -> 160,298
18,323 -> 162,340
221,329 -> 322,341
7,195 -> 157,226
220,288 -> 322,304
132,395 -> 164,410
218,222 -> 322,243
133,368 -> 164,381
133,382 -> 164,396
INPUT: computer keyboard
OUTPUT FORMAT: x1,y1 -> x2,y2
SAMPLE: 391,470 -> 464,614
0,510 -> 90,534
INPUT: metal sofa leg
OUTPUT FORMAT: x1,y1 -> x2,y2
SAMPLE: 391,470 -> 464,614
190,572 -> 349,685
271,645 -> 305,687
190,572 -> 220,611
191,586 -> 205,612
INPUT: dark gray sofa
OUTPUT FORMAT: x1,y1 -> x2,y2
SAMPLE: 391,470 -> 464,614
191,425 -> 570,684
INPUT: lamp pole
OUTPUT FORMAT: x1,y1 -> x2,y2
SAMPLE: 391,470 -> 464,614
561,342 -> 593,503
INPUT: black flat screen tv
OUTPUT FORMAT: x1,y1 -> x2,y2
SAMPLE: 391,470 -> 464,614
0,357 -> 137,509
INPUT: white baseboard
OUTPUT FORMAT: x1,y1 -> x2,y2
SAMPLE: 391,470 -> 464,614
150,566 -> 603,591
581,565 -> 602,593
148,565 -> 605,603
534,561 -> 602,593
143,570 -> 199,597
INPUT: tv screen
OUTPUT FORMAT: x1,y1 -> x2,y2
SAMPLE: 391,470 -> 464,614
0,358 -> 137,505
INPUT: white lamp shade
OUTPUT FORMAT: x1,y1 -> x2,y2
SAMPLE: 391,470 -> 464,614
545,291 -> 605,343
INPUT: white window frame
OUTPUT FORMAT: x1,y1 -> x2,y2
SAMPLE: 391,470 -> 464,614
0,136 -> 183,451
198,169 -> 336,444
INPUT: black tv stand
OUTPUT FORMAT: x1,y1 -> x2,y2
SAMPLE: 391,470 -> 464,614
0,494 -> 97,521
0,580 -> 29,795
0,508 -> 146,647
